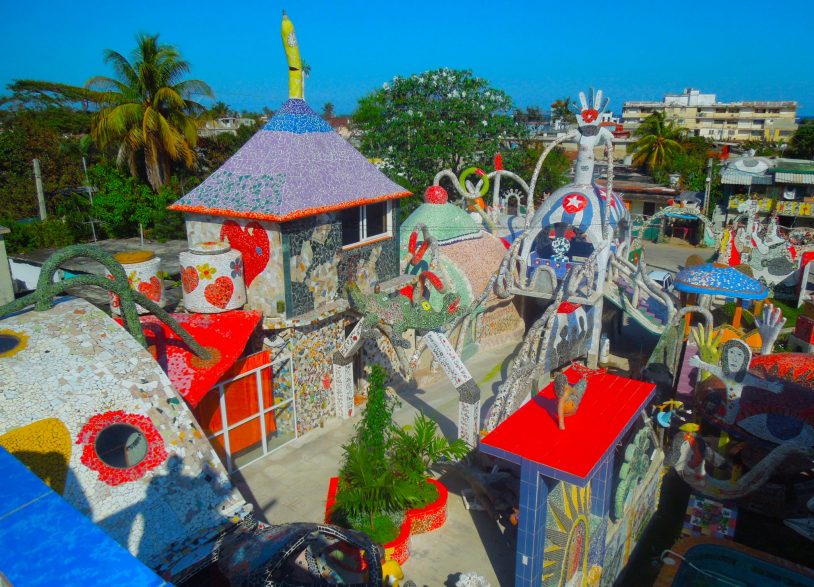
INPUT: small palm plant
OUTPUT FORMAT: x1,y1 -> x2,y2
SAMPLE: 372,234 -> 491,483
331,364 -> 468,544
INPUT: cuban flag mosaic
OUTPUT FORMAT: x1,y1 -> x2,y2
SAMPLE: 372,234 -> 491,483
594,185 -> 629,230
540,191 -> 594,233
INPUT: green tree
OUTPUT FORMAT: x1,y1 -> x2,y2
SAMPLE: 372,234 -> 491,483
503,145 -> 570,201
0,111 -> 86,219
322,101 -> 335,119
788,124 -> 814,159
207,101 -> 231,118
86,34 -> 213,192
352,68 -> 525,196
551,97 -> 576,125
632,111 -> 685,173
88,163 -> 184,240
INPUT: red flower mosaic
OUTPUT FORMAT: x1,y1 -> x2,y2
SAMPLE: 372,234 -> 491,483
581,108 -> 599,123
76,411 -> 167,486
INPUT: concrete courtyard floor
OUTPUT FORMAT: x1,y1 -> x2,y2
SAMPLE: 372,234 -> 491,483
233,339 -> 522,586
230,240 -> 712,585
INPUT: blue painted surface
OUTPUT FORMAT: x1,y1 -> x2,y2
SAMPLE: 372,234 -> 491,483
262,98 -> 332,133
515,462 -> 549,587
0,447 -> 168,587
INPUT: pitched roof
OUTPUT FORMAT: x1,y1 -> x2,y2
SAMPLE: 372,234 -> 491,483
170,99 -> 410,222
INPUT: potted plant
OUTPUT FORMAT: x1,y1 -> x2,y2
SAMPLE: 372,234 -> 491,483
327,364 -> 467,561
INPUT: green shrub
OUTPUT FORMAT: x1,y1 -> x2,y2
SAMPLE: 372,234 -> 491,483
331,364 -> 468,543
88,163 -> 186,241
1,218 -> 77,254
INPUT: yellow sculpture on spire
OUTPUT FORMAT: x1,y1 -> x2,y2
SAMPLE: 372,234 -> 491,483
281,10 -> 303,100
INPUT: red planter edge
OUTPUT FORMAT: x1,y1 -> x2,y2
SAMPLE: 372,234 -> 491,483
407,478 -> 448,535
324,476 -> 449,565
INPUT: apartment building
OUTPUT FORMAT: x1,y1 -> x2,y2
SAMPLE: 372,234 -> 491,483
622,88 -> 797,142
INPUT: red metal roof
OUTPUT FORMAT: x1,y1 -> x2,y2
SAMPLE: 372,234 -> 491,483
480,368 -> 656,484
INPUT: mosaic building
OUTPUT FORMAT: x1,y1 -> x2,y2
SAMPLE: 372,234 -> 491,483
170,14 -> 412,446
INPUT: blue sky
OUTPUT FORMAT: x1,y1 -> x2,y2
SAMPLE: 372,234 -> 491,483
1,0 -> 812,115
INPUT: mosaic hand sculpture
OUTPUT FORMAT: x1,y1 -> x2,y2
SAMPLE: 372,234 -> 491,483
669,426 -> 814,500
754,303 -> 786,355
691,323 -> 722,382
572,89 -> 614,186
689,338 -> 783,424
554,372 -> 588,430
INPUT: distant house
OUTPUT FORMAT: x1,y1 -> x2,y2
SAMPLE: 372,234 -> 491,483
623,88 -> 798,142
721,157 -> 814,228
198,116 -> 257,138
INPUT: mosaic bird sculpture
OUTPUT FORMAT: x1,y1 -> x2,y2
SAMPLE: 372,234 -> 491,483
554,372 -> 588,430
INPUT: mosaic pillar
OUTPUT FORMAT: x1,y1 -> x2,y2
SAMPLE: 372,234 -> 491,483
332,321 -> 365,419
516,463 -> 548,587
332,362 -> 354,418
423,331 -> 481,447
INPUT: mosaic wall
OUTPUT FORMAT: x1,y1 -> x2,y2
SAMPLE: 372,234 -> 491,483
358,328 -> 404,396
289,315 -> 345,434
283,209 -> 400,318
0,299 -> 247,578
600,433 -> 664,586
542,480 -> 603,587
479,297 -> 525,347
185,214 -> 286,318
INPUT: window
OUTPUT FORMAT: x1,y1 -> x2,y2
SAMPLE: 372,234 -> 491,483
192,351 -> 297,472
643,202 -> 657,216
95,424 -> 148,469
340,201 -> 393,247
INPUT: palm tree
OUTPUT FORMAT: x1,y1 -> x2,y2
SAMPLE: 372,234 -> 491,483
632,111 -> 685,172
86,34 -> 213,191
322,101 -> 335,120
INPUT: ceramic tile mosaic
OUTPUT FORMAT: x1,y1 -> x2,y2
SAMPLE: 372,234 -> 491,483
0,298 -> 248,579
170,99 -> 409,222
289,316 -> 345,434
283,213 -> 400,318
185,214 -> 286,317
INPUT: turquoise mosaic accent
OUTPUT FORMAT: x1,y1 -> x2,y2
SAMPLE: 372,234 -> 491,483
189,170 -> 286,212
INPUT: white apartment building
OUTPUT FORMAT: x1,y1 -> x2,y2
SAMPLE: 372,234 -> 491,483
622,88 -> 797,142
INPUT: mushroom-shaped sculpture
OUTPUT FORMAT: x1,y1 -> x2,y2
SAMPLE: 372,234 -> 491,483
675,263 -> 768,329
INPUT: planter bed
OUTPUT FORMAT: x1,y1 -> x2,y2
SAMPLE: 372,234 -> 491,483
324,476 -> 448,565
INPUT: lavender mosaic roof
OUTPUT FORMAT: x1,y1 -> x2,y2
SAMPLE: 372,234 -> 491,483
172,99 -> 410,221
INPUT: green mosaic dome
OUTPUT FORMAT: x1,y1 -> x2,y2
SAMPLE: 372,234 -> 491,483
400,192 -> 483,246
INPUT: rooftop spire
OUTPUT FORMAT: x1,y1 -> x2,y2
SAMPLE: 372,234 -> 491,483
281,11 -> 303,100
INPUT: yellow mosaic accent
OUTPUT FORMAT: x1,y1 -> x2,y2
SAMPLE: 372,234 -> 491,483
113,250 -> 155,264
0,329 -> 28,358
0,418 -> 71,494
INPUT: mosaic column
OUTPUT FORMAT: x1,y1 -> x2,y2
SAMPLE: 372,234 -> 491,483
332,321 -> 366,419
423,331 -> 481,447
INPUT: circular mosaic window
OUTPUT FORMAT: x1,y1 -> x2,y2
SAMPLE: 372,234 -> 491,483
94,423 -> 149,469
0,329 -> 28,358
